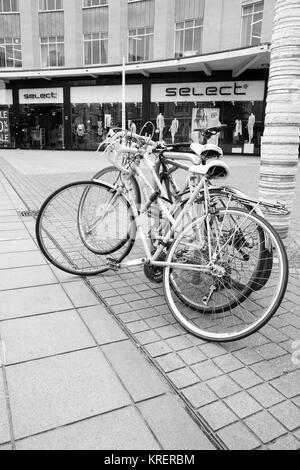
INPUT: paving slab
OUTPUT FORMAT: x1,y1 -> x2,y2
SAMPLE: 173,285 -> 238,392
0,310 -> 96,364
0,284 -> 73,320
0,265 -> 57,291
16,406 -> 161,450
103,340 -> 169,402
6,348 -> 131,439
0,251 -> 47,270
0,239 -> 37,253
138,394 -> 216,450
79,305 -> 127,345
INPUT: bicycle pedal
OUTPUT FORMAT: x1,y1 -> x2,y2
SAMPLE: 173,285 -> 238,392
106,257 -> 120,270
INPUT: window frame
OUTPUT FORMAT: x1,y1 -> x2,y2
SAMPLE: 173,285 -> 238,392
40,35 -> 65,68
0,36 -> 22,68
174,18 -> 203,58
83,32 -> 108,65
38,0 -> 64,12
0,0 -> 19,13
240,0 -> 264,47
127,27 -> 154,63
82,0 -> 108,8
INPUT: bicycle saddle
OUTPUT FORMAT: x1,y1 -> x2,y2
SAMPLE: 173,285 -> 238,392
189,160 -> 230,179
205,125 -> 227,134
190,143 -> 223,158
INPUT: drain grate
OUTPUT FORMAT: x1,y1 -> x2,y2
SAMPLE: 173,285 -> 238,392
17,210 -> 39,218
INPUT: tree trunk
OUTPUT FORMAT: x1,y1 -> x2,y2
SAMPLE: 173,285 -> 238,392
259,0 -> 300,239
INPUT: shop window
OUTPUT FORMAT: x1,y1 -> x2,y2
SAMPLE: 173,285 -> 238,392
83,0 -> 108,7
175,19 -> 203,58
128,28 -> 154,62
41,36 -> 65,67
241,1 -> 264,47
0,0 -> 18,12
84,33 -> 108,65
39,0 -> 63,11
71,102 -> 142,150
0,37 -> 22,67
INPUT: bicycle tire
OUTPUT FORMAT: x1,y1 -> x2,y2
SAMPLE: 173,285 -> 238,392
163,208 -> 288,342
93,166 -> 142,207
36,181 -> 136,276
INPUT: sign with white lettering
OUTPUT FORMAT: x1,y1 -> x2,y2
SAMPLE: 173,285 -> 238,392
19,88 -> 64,104
151,81 -> 265,103
0,108 -> 11,145
71,85 -> 143,104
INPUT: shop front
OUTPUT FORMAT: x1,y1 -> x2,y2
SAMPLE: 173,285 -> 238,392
1,75 -> 267,156
17,88 -> 64,150
70,84 -> 143,150
150,80 -> 266,156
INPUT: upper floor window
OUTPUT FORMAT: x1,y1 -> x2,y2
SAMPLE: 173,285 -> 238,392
41,36 -> 64,67
0,37 -> 22,67
39,0 -> 63,11
84,32 -> 108,65
128,27 -> 154,62
83,0 -> 108,7
0,0 -> 19,13
241,1 -> 264,47
175,19 -> 203,58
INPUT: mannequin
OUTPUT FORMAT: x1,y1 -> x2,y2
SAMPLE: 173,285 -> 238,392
97,120 -> 103,137
156,113 -> 165,141
194,109 -> 207,143
128,120 -> 137,134
234,118 -> 242,143
247,113 -> 255,143
169,118 -> 179,144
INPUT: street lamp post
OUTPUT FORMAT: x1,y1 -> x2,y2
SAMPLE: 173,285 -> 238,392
121,37 -> 142,131
122,55 -> 126,130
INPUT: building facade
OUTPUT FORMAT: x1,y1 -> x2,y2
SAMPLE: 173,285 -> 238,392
0,0 -> 275,154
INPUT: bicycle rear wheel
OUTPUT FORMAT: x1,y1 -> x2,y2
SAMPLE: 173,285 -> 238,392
36,181 -> 136,276
163,208 -> 288,342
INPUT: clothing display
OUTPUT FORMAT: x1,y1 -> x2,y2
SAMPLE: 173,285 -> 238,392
193,109 -> 207,143
247,113 -> 255,143
105,114 -> 112,129
128,120 -> 137,134
156,113 -> 165,141
97,121 -> 103,137
234,119 -> 242,137
76,124 -> 86,137
169,118 -> 179,144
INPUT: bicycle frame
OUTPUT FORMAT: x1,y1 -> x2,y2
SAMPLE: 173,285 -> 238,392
100,145 -> 216,273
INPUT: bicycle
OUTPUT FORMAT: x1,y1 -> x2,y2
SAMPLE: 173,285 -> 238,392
36,131 -> 289,342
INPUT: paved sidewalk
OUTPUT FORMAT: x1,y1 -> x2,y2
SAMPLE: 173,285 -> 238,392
1,149 -> 300,450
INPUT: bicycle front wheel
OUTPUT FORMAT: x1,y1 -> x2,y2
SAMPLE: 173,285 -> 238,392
36,181 -> 136,276
163,208 -> 288,342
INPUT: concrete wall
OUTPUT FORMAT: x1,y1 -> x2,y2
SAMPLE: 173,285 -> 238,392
19,0 -> 40,69
261,0 -> 276,43
5,0 -> 276,71
153,0 -> 176,60
220,0 -> 243,51
64,0 -> 83,68
108,0 -> 128,64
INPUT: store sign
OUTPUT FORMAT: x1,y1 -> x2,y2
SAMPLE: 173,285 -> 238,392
71,85 -> 143,104
0,108 -> 11,145
151,81 -> 265,102
19,88 -> 64,104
